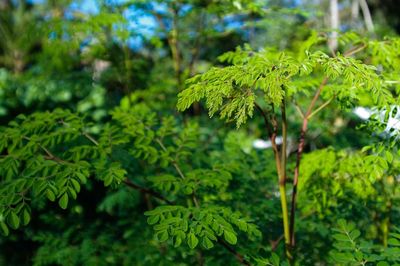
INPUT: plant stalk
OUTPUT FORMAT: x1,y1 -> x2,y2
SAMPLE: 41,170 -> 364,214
280,98 -> 292,260
255,103 -> 291,259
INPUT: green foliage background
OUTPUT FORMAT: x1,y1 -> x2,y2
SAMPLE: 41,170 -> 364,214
0,0 -> 399,265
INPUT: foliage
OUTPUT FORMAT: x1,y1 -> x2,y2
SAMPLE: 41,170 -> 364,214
330,219 -> 400,265
1,0 -> 400,265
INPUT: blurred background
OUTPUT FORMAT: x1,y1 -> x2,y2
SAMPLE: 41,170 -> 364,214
0,0 -> 399,124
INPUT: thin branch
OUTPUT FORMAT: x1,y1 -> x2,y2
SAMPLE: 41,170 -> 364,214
307,97 -> 333,120
254,103 -> 283,178
343,43 -> 367,57
155,138 -> 186,180
289,77 -> 328,247
23,136 -> 68,164
294,102 -> 305,120
305,77 -> 328,118
218,239 -> 251,266
254,102 -> 274,138
270,234 -> 284,251
329,43 -> 337,58
192,194 -> 200,208
288,42 -> 365,243
83,132 -> 99,146
154,137 -> 203,209
123,179 -> 173,204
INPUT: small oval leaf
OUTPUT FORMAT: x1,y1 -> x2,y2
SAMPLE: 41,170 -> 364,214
8,211 -> 20,229
223,230 -> 237,245
59,193 -> 69,209
188,233 -> 199,249
0,222 -> 9,236
22,209 -> 31,226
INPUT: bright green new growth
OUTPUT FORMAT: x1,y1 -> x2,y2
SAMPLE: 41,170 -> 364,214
177,37 -> 395,128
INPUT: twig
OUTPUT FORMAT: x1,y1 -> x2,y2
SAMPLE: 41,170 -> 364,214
155,138 -> 186,180
343,43 -> 367,57
294,102 -> 305,120
270,234 -> 284,251
218,239 -> 251,266
123,179 -> 173,204
289,77 -> 328,247
23,136 -> 68,164
83,132 -> 99,146
307,97 -> 333,120
154,137 -> 202,209
254,103 -> 281,170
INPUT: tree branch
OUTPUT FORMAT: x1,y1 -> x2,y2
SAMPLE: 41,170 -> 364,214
343,43 -> 367,57
307,97 -> 333,120
254,103 -> 281,171
83,132 -> 99,146
289,43 -> 367,246
218,239 -> 251,266
289,77 -> 328,247
123,179 -> 173,204
23,136 -> 69,164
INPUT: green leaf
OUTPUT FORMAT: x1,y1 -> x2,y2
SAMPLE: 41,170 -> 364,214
157,230 -> 168,242
174,236 -> 182,247
349,229 -> 361,240
59,193 -> 69,209
46,190 -> 56,202
147,215 -> 160,225
388,238 -> 400,246
270,253 -> 280,265
70,178 -> 81,192
187,233 -> 199,249
8,211 -> 20,229
223,230 -> 237,245
22,209 -> 30,226
104,174 -> 113,187
0,222 -> 9,236
331,251 -> 355,263
202,236 -> 214,249
377,262 -> 390,266
333,233 -> 350,241
75,172 -> 87,184
354,251 -> 363,261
